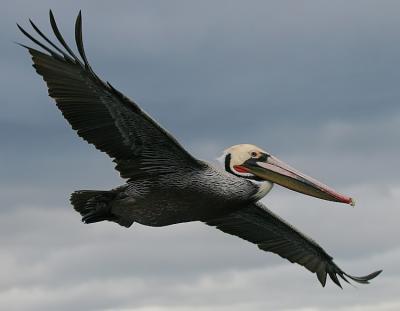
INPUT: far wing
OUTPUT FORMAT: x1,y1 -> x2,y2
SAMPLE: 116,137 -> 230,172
205,202 -> 381,288
18,11 -> 202,180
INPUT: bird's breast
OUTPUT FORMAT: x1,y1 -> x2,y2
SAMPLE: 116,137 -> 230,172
123,166 -> 257,226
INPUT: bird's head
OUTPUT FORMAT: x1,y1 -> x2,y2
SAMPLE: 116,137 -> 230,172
219,144 -> 355,205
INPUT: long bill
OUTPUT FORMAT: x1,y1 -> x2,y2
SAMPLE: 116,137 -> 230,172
236,155 -> 355,206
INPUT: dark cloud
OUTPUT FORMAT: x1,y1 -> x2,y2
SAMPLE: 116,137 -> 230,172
1,0 -> 400,310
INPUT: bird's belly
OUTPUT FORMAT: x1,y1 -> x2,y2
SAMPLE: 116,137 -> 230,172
116,169 -> 255,227
119,188 -> 243,227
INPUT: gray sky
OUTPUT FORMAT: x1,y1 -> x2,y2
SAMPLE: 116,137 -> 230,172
1,0 -> 399,310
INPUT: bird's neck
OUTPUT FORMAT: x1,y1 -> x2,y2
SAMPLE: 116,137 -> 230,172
250,180 -> 274,201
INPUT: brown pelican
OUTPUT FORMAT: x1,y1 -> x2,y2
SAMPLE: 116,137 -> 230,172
18,11 -> 382,288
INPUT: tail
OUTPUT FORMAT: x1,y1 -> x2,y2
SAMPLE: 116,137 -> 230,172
70,190 -> 132,226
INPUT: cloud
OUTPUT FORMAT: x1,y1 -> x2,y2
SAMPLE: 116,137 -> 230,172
0,179 -> 398,310
1,0 -> 400,310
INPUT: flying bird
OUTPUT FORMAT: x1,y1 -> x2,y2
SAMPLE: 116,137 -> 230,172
18,11 -> 382,288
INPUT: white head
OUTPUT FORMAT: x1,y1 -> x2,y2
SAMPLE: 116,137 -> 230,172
218,144 -> 355,205
218,144 -> 269,179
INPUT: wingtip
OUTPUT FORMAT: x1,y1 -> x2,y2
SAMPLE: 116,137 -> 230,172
14,41 -> 29,49
366,269 -> 383,280
75,10 -> 82,29
29,18 -> 38,31
74,9 -> 91,69
319,265 -> 382,288
76,10 -> 82,23
49,9 -> 56,27
344,269 -> 383,284
317,271 -> 327,287
49,9 -> 54,23
16,22 -> 24,32
49,9 -> 57,28
328,271 -> 343,288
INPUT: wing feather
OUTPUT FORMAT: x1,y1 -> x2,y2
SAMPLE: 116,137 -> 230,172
206,202 -> 382,288
18,11 -> 202,179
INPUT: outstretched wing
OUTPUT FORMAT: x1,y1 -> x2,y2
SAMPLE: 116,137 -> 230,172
206,202 -> 382,288
18,11 -> 202,179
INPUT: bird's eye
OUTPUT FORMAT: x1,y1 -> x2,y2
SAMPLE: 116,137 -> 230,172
250,151 -> 258,158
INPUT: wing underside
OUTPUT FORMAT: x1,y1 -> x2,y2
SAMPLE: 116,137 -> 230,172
206,202 -> 382,288
18,10 -> 201,180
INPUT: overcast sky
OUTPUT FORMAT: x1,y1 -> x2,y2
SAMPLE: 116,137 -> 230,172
1,1 -> 400,310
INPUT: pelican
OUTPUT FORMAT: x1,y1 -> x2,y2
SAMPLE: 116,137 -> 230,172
18,11 -> 381,288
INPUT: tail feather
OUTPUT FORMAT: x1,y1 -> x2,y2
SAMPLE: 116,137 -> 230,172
70,190 -> 134,228
70,190 -> 115,223
70,190 -> 109,213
